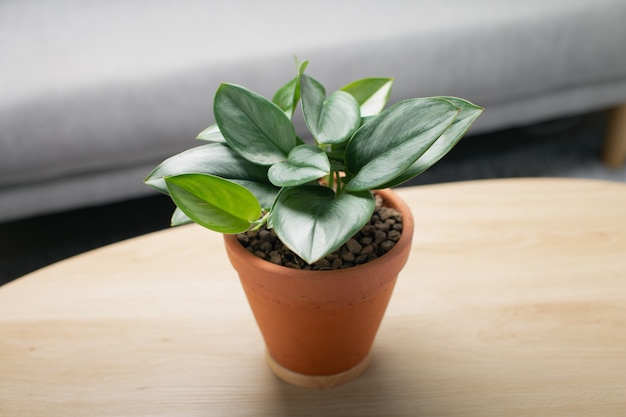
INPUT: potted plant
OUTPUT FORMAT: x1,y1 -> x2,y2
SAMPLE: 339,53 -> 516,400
145,60 -> 482,388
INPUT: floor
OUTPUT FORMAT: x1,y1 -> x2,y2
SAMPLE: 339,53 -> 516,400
1,110 -> 624,287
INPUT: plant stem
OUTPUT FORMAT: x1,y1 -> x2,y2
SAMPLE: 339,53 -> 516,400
335,171 -> 343,195
250,212 -> 270,231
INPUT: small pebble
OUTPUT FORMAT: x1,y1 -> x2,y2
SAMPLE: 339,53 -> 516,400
346,239 -> 362,254
361,225 -> 375,236
374,230 -> 387,243
380,240 -> 395,252
313,259 -> 332,269
341,252 -> 355,262
362,245 -> 374,255
355,254 -> 369,264
374,221 -> 387,231
259,229 -> 272,240
388,230 -> 402,242
269,251 -> 282,264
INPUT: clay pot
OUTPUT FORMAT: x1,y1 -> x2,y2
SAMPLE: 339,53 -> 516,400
223,188 -> 414,388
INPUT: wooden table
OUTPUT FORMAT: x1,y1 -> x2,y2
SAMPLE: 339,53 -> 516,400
1,178 -> 625,416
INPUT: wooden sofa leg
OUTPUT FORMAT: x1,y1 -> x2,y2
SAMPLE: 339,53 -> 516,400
602,103 -> 626,168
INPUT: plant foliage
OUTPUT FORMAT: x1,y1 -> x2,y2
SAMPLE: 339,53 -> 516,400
145,61 -> 482,264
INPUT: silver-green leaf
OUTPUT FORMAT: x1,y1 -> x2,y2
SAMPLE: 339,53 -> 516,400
214,83 -> 296,165
196,124 -> 226,142
380,97 -> 484,188
268,144 -> 330,187
344,98 -> 460,191
272,186 -> 375,264
301,75 -> 361,145
144,143 -> 274,205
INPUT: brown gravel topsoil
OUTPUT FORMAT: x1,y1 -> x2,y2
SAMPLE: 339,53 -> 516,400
236,194 -> 403,270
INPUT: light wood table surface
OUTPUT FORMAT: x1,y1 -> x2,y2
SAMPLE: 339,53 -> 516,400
1,178 -> 626,416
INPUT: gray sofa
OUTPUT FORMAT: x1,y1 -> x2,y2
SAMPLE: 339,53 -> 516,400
2,0 -> 626,223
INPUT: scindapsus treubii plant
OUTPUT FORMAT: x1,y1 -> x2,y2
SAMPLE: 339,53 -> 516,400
145,61 -> 483,264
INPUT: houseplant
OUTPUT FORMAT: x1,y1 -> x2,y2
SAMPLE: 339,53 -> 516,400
145,60 -> 482,387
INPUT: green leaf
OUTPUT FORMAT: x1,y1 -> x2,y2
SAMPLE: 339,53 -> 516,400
268,144 -> 330,187
165,174 -> 261,234
296,59 -> 309,74
196,124 -> 226,142
344,98 -> 460,192
341,78 -> 393,117
214,83 -> 296,165
272,186 -> 375,264
380,97 -> 484,188
301,74 -> 361,145
228,179 -> 279,210
272,76 -> 300,119
144,143 -> 271,196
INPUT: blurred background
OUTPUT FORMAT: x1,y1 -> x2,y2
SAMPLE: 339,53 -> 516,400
1,0 -> 626,285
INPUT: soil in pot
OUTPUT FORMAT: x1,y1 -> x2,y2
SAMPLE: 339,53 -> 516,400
236,194 -> 403,270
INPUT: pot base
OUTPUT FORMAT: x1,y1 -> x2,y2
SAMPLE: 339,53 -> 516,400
265,350 -> 372,389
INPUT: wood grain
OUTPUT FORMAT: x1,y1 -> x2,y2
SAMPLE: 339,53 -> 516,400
1,178 -> 625,416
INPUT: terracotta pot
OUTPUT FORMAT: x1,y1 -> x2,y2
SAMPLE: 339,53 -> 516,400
223,188 -> 414,388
